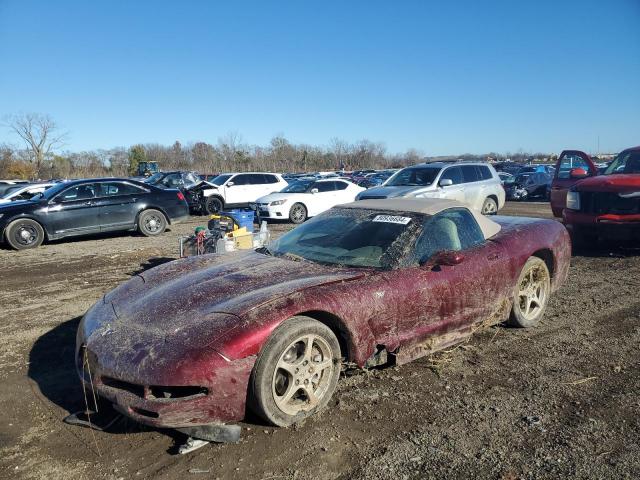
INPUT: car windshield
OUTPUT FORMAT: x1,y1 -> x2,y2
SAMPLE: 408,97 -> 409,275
281,180 -> 314,193
270,207 -> 426,269
144,173 -> 164,184
385,167 -> 440,187
604,151 -> 640,175
210,174 -> 232,186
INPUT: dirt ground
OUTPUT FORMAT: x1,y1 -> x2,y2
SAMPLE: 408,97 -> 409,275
1,202 -> 639,480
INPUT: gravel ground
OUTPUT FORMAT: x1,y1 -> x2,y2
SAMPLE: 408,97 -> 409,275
0,202 -> 638,480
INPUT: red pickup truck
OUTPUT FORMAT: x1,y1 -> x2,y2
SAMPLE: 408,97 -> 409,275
550,146 -> 640,247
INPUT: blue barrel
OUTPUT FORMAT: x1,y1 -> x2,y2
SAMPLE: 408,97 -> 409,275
222,209 -> 255,232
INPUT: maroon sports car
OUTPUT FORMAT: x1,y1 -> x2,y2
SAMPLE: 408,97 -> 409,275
76,198 -> 570,438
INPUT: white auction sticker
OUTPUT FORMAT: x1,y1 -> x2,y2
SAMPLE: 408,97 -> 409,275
372,215 -> 412,225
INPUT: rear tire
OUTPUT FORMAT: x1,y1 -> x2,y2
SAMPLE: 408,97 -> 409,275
5,219 -> 45,250
205,197 -> 223,215
508,256 -> 551,328
138,209 -> 167,236
289,203 -> 307,224
249,316 -> 341,427
481,197 -> 498,215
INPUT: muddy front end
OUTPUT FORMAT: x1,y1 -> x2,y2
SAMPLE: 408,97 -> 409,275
75,298 -> 255,441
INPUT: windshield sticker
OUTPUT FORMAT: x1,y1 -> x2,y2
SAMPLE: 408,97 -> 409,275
372,215 -> 412,225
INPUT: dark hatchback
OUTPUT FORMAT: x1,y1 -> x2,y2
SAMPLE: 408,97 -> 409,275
0,178 -> 189,250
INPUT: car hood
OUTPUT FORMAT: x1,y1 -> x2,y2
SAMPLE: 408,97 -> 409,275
0,199 -> 38,210
358,185 -> 433,198
256,192 -> 303,203
574,174 -> 640,193
104,250 -> 366,333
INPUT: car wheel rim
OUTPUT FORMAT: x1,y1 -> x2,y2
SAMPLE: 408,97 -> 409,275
483,201 -> 497,214
209,201 -> 220,213
272,334 -> 334,416
291,206 -> 305,222
517,264 -> 549,321
15,224 -> 37,245
145,215 -> 161,232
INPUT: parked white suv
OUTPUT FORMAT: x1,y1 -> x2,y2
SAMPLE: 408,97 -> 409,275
202,172 -> 288,213
356,162 -> 505,214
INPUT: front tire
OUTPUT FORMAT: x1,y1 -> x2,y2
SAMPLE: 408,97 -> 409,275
481,197 -> 498,215
508,256 -> 551,328
205,196 -> 223,215
289,203 -> 307,224
138,209 -> 167,236
5,219 -> 45,250
249,316 -> 341,427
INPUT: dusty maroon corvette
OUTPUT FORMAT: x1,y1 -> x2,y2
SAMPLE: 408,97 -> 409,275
76,198 -> 570,437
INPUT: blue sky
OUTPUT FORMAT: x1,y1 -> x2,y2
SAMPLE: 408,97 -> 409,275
0,0 -> 638,155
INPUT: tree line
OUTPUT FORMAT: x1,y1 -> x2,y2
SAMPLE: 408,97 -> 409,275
1,113 -> 552,180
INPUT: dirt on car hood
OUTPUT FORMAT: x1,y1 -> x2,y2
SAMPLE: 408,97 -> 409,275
106,250 -> 366,332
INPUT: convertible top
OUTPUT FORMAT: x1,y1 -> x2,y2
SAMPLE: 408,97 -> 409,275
340,198 -> 502,239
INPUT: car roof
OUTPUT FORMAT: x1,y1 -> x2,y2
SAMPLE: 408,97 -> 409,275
340,198 -> 501,239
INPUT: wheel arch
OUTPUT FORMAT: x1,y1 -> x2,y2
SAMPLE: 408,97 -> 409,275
530,248 -> 555,279
297,310 -> 353,362
3,214 -> 51,240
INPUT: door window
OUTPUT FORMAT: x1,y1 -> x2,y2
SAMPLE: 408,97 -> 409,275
413,208 -> 485,264
334,181 -> 349,190
161,174 -> 184,188
557,154 -> 591,179
461,165 -> 480,183
440,166 -> 464,185
57,184 -> 96,202
98,182 -> 145,197
263,174 -> 279,184
232,174 -> 255,185
477,166 -> 493,180
314,182 -> 335,192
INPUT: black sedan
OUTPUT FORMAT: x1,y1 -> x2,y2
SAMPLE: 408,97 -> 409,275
0,178 -> 189,250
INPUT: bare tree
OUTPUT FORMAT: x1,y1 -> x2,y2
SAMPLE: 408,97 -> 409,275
4,113 -> 67,178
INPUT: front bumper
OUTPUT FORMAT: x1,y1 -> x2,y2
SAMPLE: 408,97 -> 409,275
255,203 -> 290,219
76,344 -> 255,428
563,209 -> 640,239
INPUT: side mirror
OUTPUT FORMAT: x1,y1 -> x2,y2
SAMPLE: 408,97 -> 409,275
421,250 -> 465,267
310,188 -> 319,194
569,168 -> 588,179
439,178 -> 453,187
226,181 -> 235,187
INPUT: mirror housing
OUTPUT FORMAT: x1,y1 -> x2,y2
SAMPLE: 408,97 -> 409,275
439,178 -> 453,187
569,167 -> 588,179
310,188 -> 319,194
226,181 -> 235,187
421,250 -> 465,267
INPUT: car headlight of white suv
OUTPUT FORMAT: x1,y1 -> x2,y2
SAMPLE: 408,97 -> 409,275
566,191 -> 580,210
270,199 -> 288,206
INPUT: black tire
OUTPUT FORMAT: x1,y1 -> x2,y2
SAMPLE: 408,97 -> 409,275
5,219 -> 45,250
481,197 -> 498,215
138,209 -> 167,236
205,196 -> 224,215
289,203 -> 307,224
508,256 -> 551,328
249,316 -> 341,427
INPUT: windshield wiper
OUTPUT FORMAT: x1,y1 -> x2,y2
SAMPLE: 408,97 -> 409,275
281,252 -> 307,262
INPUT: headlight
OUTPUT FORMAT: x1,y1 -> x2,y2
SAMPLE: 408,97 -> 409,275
270,199 -> 287,206
566,191 -> 580,210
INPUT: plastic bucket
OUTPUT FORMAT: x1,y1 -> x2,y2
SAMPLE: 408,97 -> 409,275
221,209 -> 255,232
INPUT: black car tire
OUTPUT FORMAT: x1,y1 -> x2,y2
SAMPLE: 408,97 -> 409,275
5,219 -> 45,250
508,256 -> 551,328
205,196 -> 224,215
481,197 -> 498,215
138,209 -> 167,236
289,203 -> 307,224
249,316 -> 341,427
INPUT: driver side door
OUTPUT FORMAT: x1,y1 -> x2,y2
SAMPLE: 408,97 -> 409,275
382,208 -> 508,363
46,183 -> 101,237
550,150 -> 597,217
